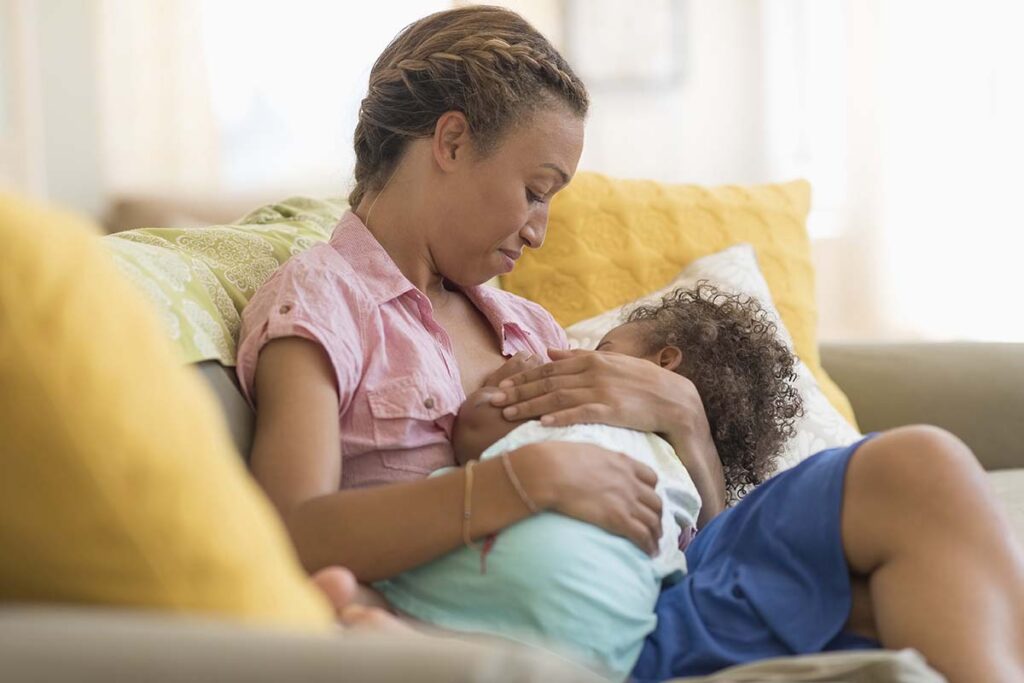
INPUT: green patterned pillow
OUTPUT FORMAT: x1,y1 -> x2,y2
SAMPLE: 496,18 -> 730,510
104,197 -> 347,366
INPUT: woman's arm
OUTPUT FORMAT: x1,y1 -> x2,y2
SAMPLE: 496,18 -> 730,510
490,348 -> 727,526
250,338 -> 664,582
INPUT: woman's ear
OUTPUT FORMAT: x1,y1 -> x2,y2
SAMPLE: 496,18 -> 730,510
656,346 -> 684,373
433,111 -> 471,171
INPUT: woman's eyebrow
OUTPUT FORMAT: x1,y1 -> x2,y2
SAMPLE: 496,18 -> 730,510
540,163 -> 570,186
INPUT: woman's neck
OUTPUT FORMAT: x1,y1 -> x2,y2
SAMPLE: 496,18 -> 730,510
354,187 -> 448,300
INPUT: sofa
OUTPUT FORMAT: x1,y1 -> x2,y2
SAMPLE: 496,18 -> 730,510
3,187 -> 1022,683
5,345 -> 1021,682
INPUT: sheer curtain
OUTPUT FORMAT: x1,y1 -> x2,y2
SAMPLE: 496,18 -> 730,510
96,0 -> 448,200
0,1 -> 45,196
762,0 -> 1024,342
97,0 -> 221,196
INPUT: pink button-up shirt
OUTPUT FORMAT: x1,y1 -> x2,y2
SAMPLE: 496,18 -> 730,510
236,211 -> 567,489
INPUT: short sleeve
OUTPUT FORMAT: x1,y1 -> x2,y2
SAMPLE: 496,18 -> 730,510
235,254 -> 363,413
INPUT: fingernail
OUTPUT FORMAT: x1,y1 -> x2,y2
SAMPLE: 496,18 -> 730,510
502,406 -> 518,418
488,391 -> 507,404
498,379 -> 514,388
540,415 -> 553,425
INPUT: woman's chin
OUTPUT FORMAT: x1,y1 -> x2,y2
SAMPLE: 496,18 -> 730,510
446,271 -> 501,288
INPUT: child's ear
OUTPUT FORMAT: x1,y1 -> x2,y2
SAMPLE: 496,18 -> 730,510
656,346 -> 684,372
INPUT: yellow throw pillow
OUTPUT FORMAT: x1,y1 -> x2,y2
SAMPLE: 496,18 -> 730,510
0,193 -> 332,629
501,172 -> 856,427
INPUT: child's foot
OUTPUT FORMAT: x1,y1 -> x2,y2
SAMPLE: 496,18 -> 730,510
311,566 -> 415,634
311,566 -> 358,618
338,604 -> 418,634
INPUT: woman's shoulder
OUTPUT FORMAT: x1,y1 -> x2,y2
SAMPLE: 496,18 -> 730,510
249,243 -> 372,315
238,242 -> 374,361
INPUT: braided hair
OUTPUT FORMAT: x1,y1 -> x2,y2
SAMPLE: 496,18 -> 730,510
349,6 -> 589,208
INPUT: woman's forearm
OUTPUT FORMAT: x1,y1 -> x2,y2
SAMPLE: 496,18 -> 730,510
285,446 -> 549,582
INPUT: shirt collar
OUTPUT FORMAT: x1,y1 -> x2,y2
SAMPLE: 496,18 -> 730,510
329,210 -> 417,305
330,211 -> 527,355
461,284 -> 530,356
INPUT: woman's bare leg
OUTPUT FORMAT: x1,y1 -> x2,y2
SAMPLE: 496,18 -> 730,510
841,426 -> 1024,682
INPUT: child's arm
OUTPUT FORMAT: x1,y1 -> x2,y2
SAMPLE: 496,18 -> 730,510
452,387 -> 522,466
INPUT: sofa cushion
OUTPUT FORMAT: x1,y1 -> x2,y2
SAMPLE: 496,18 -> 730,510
501,173 -> 856,426
0,193 -> 331,628
989,468 -> 1024,546
104,197 -> 346,366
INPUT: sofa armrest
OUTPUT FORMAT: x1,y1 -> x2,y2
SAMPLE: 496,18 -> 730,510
820,342 -> 1024,471
195,361 -> 254,461
0,607 -> 602,683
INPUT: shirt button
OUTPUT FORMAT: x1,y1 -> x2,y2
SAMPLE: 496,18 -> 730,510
278,304 -> 292,314
423,397 -> 435,409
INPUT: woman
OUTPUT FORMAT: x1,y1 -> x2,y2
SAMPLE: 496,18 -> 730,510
238,7 -> 1024,682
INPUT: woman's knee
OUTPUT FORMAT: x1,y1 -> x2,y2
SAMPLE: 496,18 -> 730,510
841,425 -> 985,571
855,425 -> 982,492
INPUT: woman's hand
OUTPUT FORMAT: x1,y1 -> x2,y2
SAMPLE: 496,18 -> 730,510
493,349 -> 727,524
481,350 -> 544,389
490,348 -> 690,433
516,441 -> 664,555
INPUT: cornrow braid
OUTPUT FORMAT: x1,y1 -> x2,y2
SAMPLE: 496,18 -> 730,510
348,6 -> 589,208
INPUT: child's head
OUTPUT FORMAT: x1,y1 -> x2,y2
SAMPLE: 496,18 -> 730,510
597,282 -> 804,502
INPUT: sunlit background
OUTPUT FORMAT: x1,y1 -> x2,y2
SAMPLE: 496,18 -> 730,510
2,0 -> 1022,342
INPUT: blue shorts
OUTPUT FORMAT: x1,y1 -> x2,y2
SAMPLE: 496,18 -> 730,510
631,435 -> 881,682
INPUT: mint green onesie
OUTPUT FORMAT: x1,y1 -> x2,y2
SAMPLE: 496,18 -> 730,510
374,421 -> 702,681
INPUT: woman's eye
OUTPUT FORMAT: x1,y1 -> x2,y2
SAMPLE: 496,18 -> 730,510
526,188 -> 545,204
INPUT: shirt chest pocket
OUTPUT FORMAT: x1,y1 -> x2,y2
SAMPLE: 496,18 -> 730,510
366,376 -> 459,470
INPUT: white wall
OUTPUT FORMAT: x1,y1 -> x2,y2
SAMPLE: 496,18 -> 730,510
579,0 -> 767,184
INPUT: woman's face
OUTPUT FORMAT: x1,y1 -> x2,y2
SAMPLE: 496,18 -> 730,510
433,105 -> 585,286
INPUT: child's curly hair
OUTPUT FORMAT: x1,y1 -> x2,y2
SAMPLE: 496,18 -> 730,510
626,282 -> 804,503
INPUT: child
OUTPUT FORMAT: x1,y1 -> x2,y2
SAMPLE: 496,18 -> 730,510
373,283 -> 804,680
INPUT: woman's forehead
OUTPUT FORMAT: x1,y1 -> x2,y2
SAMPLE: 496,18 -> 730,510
500,107 -> 584,171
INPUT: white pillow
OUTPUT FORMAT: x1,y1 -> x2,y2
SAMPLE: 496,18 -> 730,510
564,244 -> 862,477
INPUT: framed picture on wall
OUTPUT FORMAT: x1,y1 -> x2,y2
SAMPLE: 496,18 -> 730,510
562,0 -> 686,89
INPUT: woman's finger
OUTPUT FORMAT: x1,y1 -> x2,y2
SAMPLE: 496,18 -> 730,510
634,502 -> 663,550
548,348 -> 591,359
623,517 -> 659,556
498,390 -> 609,422
630,460 -> 659,489
526,404 -> 615,428
483,351 -> 534,387
497,353 -> 595,389
490,371 -> 592,407
637,485 -> 663,519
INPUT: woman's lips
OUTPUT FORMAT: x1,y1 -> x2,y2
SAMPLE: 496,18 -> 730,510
498,249 -> 519,271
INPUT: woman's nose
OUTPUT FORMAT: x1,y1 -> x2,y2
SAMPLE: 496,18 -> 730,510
521,212 -> 548,249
